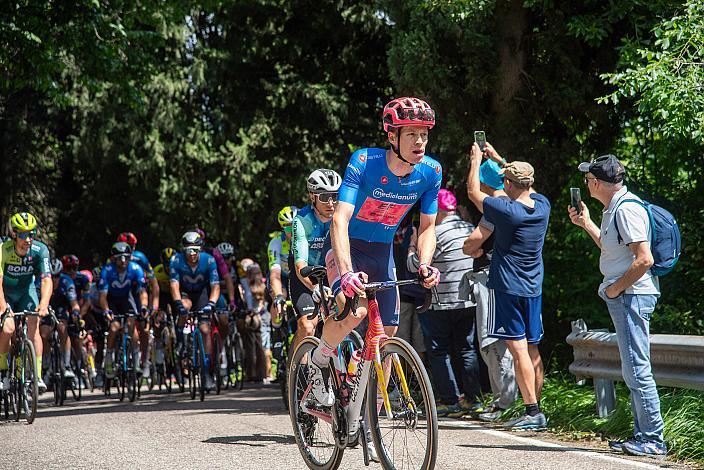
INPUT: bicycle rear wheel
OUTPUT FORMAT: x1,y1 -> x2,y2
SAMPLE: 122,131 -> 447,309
197,333 -> 206,402
232,332 -> 244,391
126,339 -> 138,402
70,356 -> 82,401
366,337 -> 438,470
20,340 -> 38,423
288,336 -> 344,470
51,340 -> 65,406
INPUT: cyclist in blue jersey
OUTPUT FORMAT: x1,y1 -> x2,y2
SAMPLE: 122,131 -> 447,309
289,169 -> 341,351
99,242 -> 149,378
309,97 -> 443,406
40,259 -> 82,379
117,232 -> 159,375
169,231 -> 220,391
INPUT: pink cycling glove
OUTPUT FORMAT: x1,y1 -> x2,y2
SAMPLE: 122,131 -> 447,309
340,271 -> 365,297
418,263 -> 440,287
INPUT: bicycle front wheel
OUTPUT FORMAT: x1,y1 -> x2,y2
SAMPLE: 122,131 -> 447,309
20,340 -> 39,424
288,336 -> 344,470
366,337 -> 438,470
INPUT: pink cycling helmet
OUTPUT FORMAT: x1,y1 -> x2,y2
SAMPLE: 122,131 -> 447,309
382,97 -> 436,133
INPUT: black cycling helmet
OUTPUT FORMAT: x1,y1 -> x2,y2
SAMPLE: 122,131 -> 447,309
181,231 -> 203,249
111,241 -> 133,257
160,247 -> 176,266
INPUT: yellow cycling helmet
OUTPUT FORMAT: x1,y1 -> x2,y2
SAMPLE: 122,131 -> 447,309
10,212 -> 37,232
160,247 -> 176,266
277,206 -> 298,228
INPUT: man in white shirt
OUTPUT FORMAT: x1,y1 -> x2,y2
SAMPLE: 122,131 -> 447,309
568,154 -> 666,459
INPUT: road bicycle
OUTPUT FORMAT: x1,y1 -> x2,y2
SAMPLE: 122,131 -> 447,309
182,309 -> 218,402
103,313 -> 138,402
288,266 -> 437,469
0,309 -> 39,424
223,309 -> 244,391
272,299 -> 295,409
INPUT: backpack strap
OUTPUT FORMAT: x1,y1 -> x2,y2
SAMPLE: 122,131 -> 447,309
612,198 -> 653,245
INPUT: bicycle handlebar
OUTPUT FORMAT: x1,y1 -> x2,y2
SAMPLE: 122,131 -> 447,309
300,265 -> 435,323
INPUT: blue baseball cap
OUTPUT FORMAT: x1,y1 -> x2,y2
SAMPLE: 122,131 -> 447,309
479,160 -> 504,190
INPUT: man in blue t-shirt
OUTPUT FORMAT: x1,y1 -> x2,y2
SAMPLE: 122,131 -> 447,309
467,142 -> 550,431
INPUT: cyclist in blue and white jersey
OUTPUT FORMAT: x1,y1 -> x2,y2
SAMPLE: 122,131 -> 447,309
99,242 -> 149,378
309,97 -> 443,405
289,169 -> 341,351
169,231 -> 220,391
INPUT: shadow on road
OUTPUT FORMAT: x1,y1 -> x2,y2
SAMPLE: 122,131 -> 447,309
203,433 -> 295,447
30,384 -> 290,420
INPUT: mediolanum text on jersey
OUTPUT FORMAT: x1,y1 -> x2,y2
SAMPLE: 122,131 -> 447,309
372,189 -> 418,201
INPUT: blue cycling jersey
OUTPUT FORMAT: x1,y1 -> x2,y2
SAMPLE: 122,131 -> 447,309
339,148 -> 442,244
50,273 -> 78,309
132,250 -> 154,278
169,252 -> 219,293
72,272 -> 90,297
98,261 -> 146,297
291,205 -> 331,267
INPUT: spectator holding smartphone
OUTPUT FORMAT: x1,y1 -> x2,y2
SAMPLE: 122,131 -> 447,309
462,159 -> 518,421
568,155 -> 666,459
466,142 -> 551,431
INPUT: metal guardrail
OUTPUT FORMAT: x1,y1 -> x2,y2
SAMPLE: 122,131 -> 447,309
566,319 -> 704,417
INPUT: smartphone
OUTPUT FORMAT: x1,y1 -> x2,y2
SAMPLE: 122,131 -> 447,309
474,130 -> 487,152
570,187 -> 582,215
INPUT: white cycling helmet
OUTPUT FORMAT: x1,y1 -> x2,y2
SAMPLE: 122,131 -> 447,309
307,169 -> 342,194
51,259 -> 63,275
216,242 -> 234,258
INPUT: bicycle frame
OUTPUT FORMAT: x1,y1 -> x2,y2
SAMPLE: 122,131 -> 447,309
297,279 -> 431,440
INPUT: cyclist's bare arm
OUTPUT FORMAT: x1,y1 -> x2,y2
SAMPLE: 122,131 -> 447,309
139,288 -> 149,309
170,280 -> 182,303
208,283 -> 220,304
38,276 -> 52,315
331,201 -> 355,276
150,276 -> 160,311
99,291 -> 109,312
223,272 -> 236,307
416,213 -> 438,267
295,260 -> 315,292
0,275 -> 7,313
270,267 -> 283,297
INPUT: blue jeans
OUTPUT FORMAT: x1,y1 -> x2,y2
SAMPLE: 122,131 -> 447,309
603,293 -> 664,444
418,307 -> 481,405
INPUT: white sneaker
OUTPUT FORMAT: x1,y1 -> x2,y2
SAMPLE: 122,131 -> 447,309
37,377 -> 47,393
63,368 -> 76,379
366,429 -> 380,463
308,362 -> 334,406
0,376 -> 9,391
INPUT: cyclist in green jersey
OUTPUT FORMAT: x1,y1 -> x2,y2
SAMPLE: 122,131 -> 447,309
0,212 -> 52,392
268,206 -> 296,322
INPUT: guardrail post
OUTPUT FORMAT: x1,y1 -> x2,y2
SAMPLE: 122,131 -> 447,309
594,378 -> 616,417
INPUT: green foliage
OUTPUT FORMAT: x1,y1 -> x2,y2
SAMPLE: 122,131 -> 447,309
502,376 -> 704,463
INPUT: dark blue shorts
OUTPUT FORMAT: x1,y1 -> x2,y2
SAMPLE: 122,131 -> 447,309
324,237 -> 399,327
488,290 -> 543,344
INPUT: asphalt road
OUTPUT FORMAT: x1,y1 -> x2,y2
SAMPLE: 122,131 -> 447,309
0,384 -> 691,470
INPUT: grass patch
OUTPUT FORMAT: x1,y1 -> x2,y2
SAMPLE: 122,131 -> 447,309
501,375 -> 704,464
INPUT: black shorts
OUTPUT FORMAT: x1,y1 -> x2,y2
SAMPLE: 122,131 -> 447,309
181,289 -> 212,323
288,270 -> 315,320
107,294 -> 138,318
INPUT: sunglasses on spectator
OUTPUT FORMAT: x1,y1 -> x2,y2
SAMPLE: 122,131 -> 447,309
316,192 -> 338,203
16,230 -> 36,240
